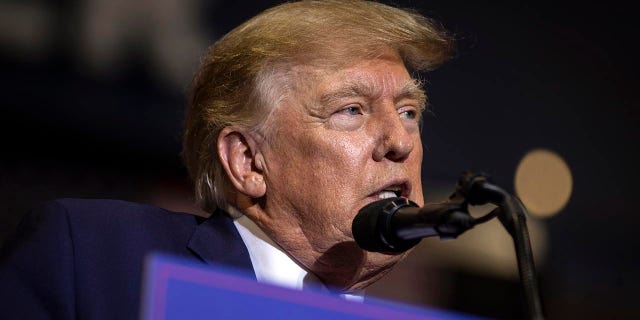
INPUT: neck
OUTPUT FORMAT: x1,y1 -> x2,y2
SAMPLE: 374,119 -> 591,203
235,198 -> 405,291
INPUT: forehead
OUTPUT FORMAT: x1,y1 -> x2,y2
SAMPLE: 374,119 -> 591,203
290,54 -> 419,98
320,67 -> 422,102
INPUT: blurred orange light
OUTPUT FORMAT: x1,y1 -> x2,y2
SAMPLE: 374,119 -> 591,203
515,149 -> 573,218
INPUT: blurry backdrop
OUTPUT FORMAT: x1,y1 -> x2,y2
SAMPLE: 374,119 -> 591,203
1,1 -> 638,319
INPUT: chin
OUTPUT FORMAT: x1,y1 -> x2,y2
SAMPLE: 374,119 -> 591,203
345,249 -> 412,291
309,238 -> 412,292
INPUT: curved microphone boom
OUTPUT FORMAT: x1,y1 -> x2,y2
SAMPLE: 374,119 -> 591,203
352,197 -> 478,253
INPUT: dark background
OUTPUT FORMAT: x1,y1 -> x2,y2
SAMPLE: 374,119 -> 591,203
1,1 -> 638,319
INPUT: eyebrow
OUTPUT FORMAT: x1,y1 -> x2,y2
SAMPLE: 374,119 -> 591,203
319,78 -> 427,111
398,79 -> 427,112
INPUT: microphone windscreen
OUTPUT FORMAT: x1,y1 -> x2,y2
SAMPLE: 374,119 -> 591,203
352,197 -> 420,253
352,198 -> 391,252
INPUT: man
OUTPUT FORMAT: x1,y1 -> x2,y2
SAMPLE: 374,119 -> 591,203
0,0 -> 453,318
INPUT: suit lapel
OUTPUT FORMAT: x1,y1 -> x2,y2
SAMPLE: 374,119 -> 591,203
186,209 -> 256,279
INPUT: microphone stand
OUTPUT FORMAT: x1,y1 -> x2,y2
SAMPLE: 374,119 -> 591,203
459,172 -> 545,320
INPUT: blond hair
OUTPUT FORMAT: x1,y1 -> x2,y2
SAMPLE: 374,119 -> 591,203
182,0 -> 454,212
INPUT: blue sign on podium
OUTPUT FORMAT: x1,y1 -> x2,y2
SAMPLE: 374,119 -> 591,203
140,253 -> 484,320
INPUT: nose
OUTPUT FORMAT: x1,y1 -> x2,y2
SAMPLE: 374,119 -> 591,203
372,108 -> 415,162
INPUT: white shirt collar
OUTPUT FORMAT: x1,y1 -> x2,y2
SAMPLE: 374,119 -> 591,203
229,207 -> 364,302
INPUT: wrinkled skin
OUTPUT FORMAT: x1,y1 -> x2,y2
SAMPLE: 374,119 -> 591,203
224,52 -> 426,292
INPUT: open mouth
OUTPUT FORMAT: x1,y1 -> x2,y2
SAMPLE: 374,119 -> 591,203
370,182 -> 410,200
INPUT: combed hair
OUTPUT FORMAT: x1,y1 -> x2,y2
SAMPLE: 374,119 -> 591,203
182,0 -> 455,213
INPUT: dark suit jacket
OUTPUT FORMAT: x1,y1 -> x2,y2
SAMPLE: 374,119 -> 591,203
0,199 -> 255,320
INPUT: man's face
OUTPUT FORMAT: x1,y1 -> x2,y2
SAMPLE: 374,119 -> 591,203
256,52 -> 425,289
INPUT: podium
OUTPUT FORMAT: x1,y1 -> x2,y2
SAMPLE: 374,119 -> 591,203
140,253 -> 485,320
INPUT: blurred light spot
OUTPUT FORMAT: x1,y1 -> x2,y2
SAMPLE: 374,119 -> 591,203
0,3 -> 54,60
79,0 -> 209,88
515,149 -> 573,217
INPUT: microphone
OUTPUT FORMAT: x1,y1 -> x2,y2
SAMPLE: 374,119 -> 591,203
352,173 -> 546,319
352,197 -> 477,253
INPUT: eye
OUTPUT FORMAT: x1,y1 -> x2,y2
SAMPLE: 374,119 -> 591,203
399,108 -> 418,120
327,104 -> 365,131
340,105 -> 363,116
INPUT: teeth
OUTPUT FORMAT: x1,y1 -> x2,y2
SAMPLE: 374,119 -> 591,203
377,191 -> 397,199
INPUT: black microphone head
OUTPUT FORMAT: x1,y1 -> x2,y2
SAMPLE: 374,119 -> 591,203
352,197 -> 420,253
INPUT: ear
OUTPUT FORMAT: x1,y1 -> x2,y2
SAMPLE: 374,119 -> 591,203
217,127 -> 266,199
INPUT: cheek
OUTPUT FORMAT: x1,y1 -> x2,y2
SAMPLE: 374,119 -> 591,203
293,135 -> 372,196
264,130 -> 373,215
272,123 -> 372,173
410,136 -> 424,205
